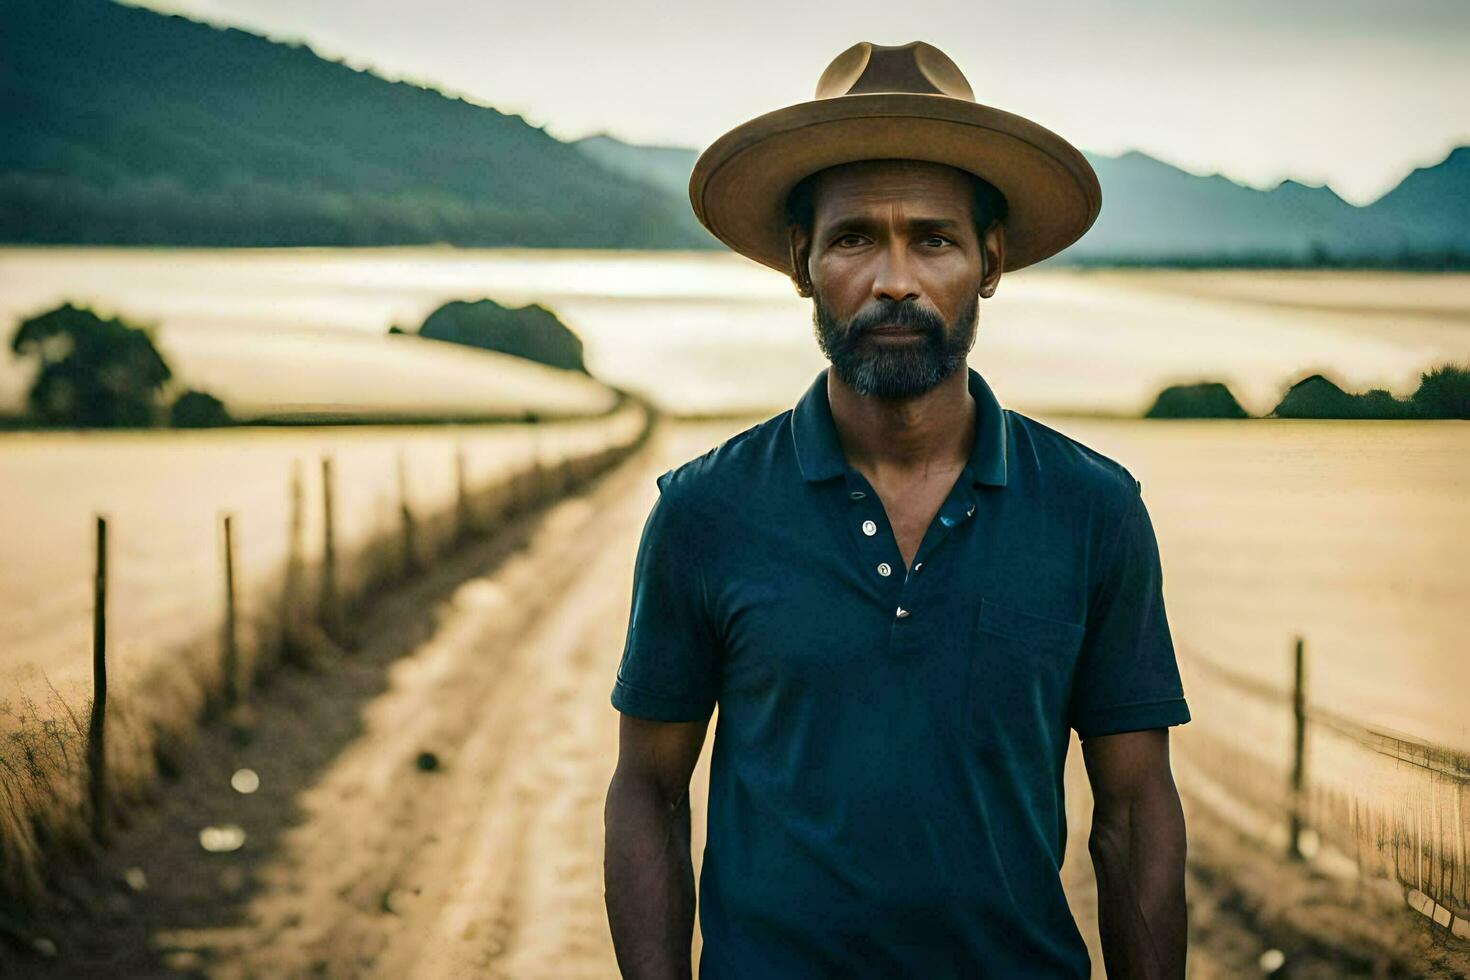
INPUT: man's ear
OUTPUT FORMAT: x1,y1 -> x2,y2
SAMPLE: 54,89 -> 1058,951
788,225 -> 813,298
978,220 -> 1005,299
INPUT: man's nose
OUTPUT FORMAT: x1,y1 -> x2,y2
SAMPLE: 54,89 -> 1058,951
870,244 -> 920,303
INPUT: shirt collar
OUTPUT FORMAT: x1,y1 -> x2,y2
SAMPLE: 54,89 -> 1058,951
790,365 -> 1009,487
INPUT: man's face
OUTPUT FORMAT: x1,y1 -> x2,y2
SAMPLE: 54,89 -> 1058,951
796,160 -> 1001,399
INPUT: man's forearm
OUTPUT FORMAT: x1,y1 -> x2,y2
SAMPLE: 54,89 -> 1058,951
1088,787 -> 1188,979
604,774 -> 698,979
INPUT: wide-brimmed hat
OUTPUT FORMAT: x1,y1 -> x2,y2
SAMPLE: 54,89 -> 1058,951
688,40 -> 1101,274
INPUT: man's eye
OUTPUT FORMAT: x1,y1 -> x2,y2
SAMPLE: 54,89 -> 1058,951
833,234 -> 865,247
924,236 -> 953,247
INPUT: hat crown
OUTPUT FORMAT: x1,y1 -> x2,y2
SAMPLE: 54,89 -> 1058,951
814,41 -> 975,102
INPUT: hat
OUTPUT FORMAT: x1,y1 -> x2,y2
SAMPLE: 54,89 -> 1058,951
688,40 -> 1101,274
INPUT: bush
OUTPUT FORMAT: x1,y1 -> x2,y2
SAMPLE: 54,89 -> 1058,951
1144,382 -> 1249,419
410,298 -> 589,374
1409,362 -> 1470,419
1267,366 -> 1470,420
170,389 -> 232,427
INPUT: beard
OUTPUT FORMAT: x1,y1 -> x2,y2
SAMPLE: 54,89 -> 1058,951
812,290 -> 978,399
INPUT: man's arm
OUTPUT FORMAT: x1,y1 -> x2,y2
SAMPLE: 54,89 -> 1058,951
1081,727 -> 1188,980
604,711 -> 711,980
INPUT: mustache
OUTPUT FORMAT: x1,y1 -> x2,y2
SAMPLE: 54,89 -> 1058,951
845,301 -> 945,338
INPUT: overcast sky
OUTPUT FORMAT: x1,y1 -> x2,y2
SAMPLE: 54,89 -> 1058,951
134,0 -> 1470,205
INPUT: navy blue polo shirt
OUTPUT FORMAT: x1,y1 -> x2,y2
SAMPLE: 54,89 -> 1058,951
611,365 -> 1191,978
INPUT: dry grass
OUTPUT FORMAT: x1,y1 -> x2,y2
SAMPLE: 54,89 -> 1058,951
0,404 -> 653,935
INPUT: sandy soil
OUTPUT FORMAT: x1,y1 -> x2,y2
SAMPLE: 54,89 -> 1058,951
14,419 -> 1456,978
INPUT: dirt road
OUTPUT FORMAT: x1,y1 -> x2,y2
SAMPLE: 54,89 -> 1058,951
184,422 -> 739,978
31,419 -> 1292,978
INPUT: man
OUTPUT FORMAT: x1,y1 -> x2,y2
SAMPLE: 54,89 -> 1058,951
605,40 -> 1191,979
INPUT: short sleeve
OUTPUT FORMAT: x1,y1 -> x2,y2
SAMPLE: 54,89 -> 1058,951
610,472 -> 720,722
1068,481 -> 1191,740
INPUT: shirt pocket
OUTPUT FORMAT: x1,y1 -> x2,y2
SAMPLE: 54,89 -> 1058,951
964,596 -> 1085,751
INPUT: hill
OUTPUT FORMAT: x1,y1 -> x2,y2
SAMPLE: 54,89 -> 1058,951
0,0 -> 710,249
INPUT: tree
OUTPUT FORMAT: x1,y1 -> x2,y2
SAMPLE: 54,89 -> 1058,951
413,298 -> 590,374
9,303 -> 173,427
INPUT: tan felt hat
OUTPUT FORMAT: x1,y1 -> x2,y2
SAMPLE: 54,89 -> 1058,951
688,40 -> 1102,274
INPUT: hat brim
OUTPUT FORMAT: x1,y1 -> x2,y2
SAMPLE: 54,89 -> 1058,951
689,92 -> 1101,274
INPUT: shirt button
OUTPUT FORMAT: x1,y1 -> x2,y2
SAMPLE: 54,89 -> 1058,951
849,490 -> 867,500
861,519 -> 877,536
896,607 -> 910,618
914,562 -> 923,571
877,562 -> 892,577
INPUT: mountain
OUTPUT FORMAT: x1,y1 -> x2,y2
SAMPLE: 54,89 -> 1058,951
1072,152 -> 1368,263
573,134 -> 705,200
569,135 -> 1470,267
1363,147 -> 1470,257
0,0 -> 710,249
3,0 -> 1464,264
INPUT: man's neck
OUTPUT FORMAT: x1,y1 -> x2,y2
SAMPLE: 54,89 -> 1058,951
826,367 -> 974,480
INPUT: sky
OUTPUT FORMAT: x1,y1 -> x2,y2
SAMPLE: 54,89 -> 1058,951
133,0 -> 1470,206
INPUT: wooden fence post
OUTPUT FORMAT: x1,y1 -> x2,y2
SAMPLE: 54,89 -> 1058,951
1288,634 -> 1308,860
454,445 -> 470,542
282,459 -> 305,643
87,515 -> 108,840
319,455 -> 340,638
532,430 -> 546,507
221,513 -> 239,708
397,451 -> 417,576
